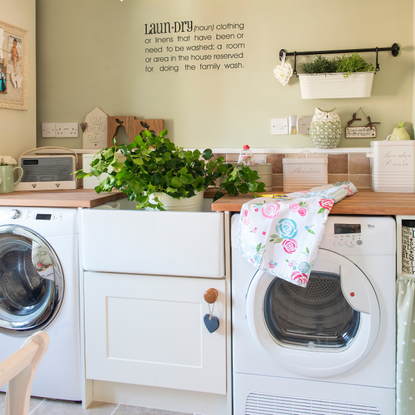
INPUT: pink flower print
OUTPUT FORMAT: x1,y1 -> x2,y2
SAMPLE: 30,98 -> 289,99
282,239 -> 298,254
254,208 -> 259,212
291,271 -> 308,285
298,208 -> 307,217
319,198 -> 334,210
261,203 -> 280,219
288,260 -> 294,268
268,262 -> 276,269
262,231 -> 266,235
252,227 -> 257,233
289,203 -> 300,212
242,217 -> 250,225
242,209 -> 249,217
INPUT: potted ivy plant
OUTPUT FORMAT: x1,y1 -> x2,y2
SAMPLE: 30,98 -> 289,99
77,124 -> 266,211
298,53 -> 376,99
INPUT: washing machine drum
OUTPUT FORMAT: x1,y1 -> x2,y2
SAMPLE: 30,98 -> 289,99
0,225 -> 64,335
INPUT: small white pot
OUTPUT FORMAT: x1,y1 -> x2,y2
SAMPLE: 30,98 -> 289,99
298,72 -> 374,99
149,190 -> 205,212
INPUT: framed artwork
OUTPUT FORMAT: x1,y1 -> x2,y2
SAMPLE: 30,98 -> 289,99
0,20 -> 28,110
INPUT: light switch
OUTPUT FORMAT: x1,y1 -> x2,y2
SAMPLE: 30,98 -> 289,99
271,118 -> 288,135
42,123 -> 56,137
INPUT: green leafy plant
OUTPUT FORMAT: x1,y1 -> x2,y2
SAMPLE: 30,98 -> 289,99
300,52 -> 375,78
300,55 -> 338,74
336,52 -> 375,77
77,124 -> 266,210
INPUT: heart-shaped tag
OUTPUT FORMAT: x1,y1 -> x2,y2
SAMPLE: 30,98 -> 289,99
273,62 -> 293,86
204,314 -> 219,333
10,73 -> 17,88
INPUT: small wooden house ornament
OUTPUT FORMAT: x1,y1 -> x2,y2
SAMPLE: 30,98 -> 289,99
82,107 -> 108,149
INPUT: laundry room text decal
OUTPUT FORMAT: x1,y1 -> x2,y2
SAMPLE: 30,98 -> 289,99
143,21 -> 246,73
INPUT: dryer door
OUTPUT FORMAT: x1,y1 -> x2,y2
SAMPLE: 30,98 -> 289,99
246,248 -> 380,378
0,225 -> 64,336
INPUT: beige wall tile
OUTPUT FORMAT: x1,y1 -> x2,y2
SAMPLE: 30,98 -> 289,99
328,154 -> 348,174
212,153 -> 225,161
349,152 -> 370,174
328,174 -> 349,184
272,173 -> 283,188
226,153 -> 239,163
266,154 -> 284,173
349,174 -> 371,188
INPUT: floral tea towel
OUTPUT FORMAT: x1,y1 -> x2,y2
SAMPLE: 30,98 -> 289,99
237,182 -> 357,287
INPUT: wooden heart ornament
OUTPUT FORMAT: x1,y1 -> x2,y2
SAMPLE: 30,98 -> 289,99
204,314 -> 219,333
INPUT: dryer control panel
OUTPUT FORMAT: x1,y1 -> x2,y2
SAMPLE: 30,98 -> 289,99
319,215 -> 396,256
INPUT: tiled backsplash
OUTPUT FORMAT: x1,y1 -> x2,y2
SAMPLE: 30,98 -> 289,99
214,152 -> 371,190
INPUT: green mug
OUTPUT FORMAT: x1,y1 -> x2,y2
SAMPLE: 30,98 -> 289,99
0,165 -> 24,193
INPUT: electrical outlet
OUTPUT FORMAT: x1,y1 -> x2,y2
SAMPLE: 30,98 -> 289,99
56,123 -> 78,137
271,118 -> 288,135
42,123 -> 56,138
298,117 -> 312,135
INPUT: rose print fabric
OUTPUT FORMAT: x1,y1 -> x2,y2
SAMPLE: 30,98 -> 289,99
237,182 -> 357,287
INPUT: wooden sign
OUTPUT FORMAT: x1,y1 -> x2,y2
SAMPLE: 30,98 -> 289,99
345,126 -> 377,138
83,107 -> 108,149
107,116 -> 164,146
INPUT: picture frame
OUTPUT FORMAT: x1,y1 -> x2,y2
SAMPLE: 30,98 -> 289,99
0,20 -> 28,111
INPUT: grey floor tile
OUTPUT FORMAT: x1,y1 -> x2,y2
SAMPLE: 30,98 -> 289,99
114,405 -> 191,415
30,399 -> 118,414
0,392 -> 44,413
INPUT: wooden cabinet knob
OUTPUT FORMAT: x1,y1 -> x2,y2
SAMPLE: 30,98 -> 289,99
204,288 -> 218,304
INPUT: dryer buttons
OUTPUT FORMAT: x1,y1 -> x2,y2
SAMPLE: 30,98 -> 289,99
8,209 -> 21,219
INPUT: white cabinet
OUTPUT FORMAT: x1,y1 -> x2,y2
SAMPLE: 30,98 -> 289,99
84,271 -> 226,395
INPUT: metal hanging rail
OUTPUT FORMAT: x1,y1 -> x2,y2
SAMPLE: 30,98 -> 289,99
279,43 -> 400,76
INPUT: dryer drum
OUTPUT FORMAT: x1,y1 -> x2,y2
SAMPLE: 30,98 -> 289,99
264,271 -> 360,349
0,234 -> 58,332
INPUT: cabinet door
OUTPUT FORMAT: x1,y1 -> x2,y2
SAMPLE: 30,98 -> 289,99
84,272 -> 226,395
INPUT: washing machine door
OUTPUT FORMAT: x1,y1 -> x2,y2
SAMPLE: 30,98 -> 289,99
246,248 -> 380,378
0,225 -> 64,336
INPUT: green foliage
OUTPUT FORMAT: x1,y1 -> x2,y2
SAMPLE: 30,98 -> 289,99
300,55 -> 338,74
336,52 -> 375,77
396,120 -> 405,128
300,52 -> 375,78
76,128 -> 265,210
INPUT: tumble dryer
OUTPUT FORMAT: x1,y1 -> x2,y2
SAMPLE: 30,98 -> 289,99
0,207 -> 81,400
232,215 -> 396,415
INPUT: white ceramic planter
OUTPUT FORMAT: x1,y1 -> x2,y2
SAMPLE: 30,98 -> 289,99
149,190 -> 205,212
298,72 -> 375,99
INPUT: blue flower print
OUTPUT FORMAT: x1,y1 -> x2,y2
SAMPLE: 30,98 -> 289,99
277,218 -> 298,239
249,245 -> 256,255
254,254 -> 262,264
298,262 -> 310,274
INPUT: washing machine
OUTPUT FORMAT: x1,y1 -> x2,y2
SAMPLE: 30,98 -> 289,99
231,214 -> 396,415
0,206 -> 81,401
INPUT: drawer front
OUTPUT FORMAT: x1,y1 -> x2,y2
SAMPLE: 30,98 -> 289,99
84,272 -> 226,394
81,210 -> 224,278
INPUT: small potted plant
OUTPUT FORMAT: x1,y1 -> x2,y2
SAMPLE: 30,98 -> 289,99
298,53 -> 376,99
77,123 -> 266,211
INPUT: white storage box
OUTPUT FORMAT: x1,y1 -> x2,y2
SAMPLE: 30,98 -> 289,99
298,72 -> 374,99
283,154 -> 328,192
369,139 -> 415,192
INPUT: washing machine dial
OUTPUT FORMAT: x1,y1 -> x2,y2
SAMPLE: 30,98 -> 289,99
9,209 -> 21,219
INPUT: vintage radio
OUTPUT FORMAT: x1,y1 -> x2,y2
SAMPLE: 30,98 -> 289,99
15,147 -> 81,191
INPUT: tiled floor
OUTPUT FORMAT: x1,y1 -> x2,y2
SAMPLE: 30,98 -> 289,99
0,393 -> 192,415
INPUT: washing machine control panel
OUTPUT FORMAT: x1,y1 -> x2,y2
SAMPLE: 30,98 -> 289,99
332,222 -> 362,248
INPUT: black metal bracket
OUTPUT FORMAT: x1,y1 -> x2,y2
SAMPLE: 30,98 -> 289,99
279,43 -> 400,76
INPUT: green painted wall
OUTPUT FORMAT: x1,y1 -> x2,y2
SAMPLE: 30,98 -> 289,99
0,0 -> 36,161
36,0 -> 414,150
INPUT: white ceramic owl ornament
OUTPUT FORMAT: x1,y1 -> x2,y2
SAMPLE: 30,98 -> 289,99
273,51 -> 293,86
309,107 -> 343,149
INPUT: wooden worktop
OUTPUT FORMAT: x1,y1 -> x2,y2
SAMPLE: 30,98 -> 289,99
0,189 -> 126,208
211,190 -> 415,215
